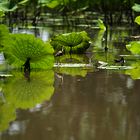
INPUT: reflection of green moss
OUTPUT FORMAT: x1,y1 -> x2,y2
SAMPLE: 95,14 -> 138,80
3,70 -> 54,109
125,61 -> 140,79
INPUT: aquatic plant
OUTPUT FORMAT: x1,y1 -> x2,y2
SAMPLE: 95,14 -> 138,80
4,33 -> 54,69
0,24 -> 9,50
97,19 -> 106,30
0,10 -> 4,17
135,15 -> 140,25
132,3 -> 140,12
50,31 -> 90,54
125,61 -> 140,79
0,0 -> 29,12
126,41 -> 140,55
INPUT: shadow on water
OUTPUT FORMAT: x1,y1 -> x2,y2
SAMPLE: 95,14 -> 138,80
0,23 -> 140,140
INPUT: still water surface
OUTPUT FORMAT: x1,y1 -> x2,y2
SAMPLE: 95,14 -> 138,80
1,71 -> 140,140
0,25 -> 140,140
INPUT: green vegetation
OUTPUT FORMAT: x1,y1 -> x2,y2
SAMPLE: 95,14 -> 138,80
4,33 -> 54,69
0,24 -> 9,50
51,31 -> 90,54
1,0 -> 140,133
126,41 -> 140,55
0,0 -> 139,25
125,61 -> 140,79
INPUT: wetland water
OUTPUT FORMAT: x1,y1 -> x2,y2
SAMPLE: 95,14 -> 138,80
0,25 -> 140,140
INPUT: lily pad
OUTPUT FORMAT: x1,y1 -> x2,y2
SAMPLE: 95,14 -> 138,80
50,31 -> 90,54
0,24 -> 9,50
4,34 -> 54,69
135,16 -> 140,25
132,3 -> 140,12
0,2 -> 18,12
126,41 -> 140,55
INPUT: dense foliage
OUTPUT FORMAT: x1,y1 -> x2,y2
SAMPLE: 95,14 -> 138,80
0,0 -> 139,25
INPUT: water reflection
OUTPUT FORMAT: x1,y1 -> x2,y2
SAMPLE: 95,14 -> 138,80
0,24 -> 140,140
0,70 -> 140,140
0,70 -> 54,132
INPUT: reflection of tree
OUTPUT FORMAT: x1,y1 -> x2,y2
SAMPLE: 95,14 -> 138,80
0,70 -> 54,132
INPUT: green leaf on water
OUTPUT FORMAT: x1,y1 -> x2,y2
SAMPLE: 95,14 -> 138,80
132,3 -> 140,12
0,24 -> 9,50
126,41 -> 140,55
0,10 -> 4,17
0,2 -> 18,12
135,16 -> 140,25
4,34 -> 54,69
51,31 -> 90,53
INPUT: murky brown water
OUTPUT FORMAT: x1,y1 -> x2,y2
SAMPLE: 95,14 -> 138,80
0,24 -> 140,140
1,70 -> 140,140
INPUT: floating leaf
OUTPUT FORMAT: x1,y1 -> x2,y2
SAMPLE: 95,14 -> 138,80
126,41 -> 140,55
0,24 -> 9,50
4,34 -> 54,69
3,70 -> 54,109
125,61 -> 140,79
132,3 -> 140,12
18,0 -> 29,6
51,31 -> 90,53
0,10 -> 4,17
39,0 -> 60,8
135,16 -> 140,25
0,2 -> 18,12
